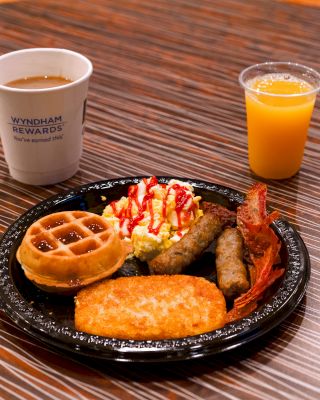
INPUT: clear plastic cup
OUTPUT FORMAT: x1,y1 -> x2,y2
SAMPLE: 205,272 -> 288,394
239,62 -> 320,179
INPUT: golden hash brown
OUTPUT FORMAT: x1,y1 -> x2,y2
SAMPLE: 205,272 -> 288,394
74,275 -> 227,340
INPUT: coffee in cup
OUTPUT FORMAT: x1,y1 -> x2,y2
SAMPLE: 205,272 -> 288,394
0,48 -> 93,185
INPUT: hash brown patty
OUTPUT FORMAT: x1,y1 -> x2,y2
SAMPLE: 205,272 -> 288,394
75,275 -> 227,340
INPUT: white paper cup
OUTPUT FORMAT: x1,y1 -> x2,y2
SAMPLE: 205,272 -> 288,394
0,48 -> 93,185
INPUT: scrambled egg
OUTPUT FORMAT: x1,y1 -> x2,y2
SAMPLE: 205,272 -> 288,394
102,177 -> 202,261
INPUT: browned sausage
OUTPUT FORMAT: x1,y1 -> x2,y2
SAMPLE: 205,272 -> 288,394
215,227 -> 250,299
148,202 -> 235,275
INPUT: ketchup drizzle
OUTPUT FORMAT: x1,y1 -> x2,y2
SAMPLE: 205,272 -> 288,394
109,177 -> 198,237
169,183 -> 197,230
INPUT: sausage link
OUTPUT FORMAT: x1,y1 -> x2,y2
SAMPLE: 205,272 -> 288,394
148,203 -> 235,275
216,227 -> 250,299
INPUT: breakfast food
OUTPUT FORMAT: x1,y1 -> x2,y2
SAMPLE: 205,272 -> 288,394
17,211 -> 128,293
75,275 -> 227,340
227,183 -> 284,322
102,176 -> 202,261
148,202 -> 236,275
215,227 -> 250,299
15,176 -> 284,342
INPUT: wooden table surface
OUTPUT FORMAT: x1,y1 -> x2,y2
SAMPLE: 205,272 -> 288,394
1,0 -> 320,399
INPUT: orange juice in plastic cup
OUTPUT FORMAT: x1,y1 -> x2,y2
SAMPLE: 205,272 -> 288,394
239,62 -> 320,179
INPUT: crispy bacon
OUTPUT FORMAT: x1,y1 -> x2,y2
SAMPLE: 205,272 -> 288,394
226,183 -> 284,323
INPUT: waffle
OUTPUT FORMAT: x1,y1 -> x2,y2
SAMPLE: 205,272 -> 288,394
17,211 -> 128,293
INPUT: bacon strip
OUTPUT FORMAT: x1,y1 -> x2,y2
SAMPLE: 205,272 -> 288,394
226,183 -> 284,323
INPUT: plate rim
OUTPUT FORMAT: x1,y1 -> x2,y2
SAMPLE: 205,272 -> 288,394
0,176 -> 311,362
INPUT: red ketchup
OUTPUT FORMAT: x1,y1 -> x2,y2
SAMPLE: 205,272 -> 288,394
109,177 -> 197,238
169,183 -> 197,231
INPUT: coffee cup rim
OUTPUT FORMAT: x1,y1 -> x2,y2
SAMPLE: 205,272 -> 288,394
0,48 -> 93,93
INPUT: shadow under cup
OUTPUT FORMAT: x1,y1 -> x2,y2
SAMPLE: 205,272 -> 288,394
0,48 -> 93,185
239,62 -> 320,180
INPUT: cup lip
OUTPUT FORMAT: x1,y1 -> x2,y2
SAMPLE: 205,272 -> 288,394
239,61 -> 320,98
0,47 -> 93,93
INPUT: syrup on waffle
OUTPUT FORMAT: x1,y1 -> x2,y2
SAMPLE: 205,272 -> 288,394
17,211 -> 128,293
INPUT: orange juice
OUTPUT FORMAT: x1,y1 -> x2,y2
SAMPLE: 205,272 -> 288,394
245,73 -> 316,179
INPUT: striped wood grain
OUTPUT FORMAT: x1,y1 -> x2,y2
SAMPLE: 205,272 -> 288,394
1,0 -> 320,399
